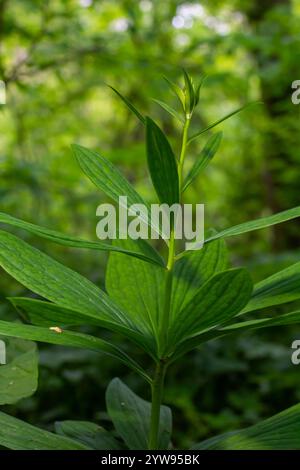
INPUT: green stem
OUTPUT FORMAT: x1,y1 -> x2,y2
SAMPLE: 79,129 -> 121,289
148,360 -> 167,450
148,116 -> 190,450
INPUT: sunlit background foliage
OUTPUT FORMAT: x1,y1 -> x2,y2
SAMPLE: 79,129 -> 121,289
1,0 -> 300,448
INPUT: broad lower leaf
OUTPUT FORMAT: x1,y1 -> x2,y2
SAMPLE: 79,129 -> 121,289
106,378 -> 172,450
0,212 -> 164,267
106,239 -> 165,339
241,261 -> 300,314
146,117 -> 179,206
0,337 -> 38,405
109,85 -> 145,124
171,238 -> 228,319
55,420 -> 124,450
9,297 -> 103,327
174,310 -> 300,356
152,99 -> 184,123
73,144 -> 165,240
0,412 -> 91,450
188,102 -> 260,144
0,320 -> 150,382
182,132 -> 222,192
192,402 -> 300,449
169,268 -> 253,350
205,206 -> 300,245
0,230 -> 151,347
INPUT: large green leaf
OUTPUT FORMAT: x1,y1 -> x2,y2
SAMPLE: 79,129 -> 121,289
192,402 -> 300,449
241,261 -> 300,314
146,117 -> 179,206
0,337 -> 38,405
182,132 -> 222,192
205,206 -> 300,245
170,238 -> 228,319
174,310 -> 300,357
0,212 -> 164,267
73,144 -> 165,239
106,378 -> 172,450
55,420 -> 124,450
169,268 -> 253,350
0,230 -> 153,351
0,320 -> 150,382
0,412 -> 91,450
106,239 -> 165,339
10,297 -> 106,327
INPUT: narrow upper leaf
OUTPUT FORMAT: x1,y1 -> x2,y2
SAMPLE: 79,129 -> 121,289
146,116 -> 179,205
192,402 -> 300,449
188,102 -> 261,145
108,85 -> 145,124
73,143 -> 165,240
152,98 -> 184,123
106,378 -> 172,450
182,132 -> 222,192
205,206 -> 300,245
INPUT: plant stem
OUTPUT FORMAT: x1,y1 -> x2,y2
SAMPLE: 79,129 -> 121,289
148,116 -> 190,450
148,359 -> 167,450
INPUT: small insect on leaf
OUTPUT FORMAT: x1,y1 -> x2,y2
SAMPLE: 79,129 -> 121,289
49,326 -> 63,334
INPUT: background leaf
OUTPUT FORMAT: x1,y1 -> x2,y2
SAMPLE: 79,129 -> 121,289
0,412 -> 91,450
106,377 -> 172,450
0,337 -> 38,405
55,420 -> 124,450
192,402 -> 300,449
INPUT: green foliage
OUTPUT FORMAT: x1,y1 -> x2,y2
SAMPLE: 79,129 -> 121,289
1,70 -> 300,451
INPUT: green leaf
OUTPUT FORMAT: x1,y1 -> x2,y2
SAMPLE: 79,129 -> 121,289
108,85 -> 145,124
169,268 -> 253,351
171,238 -> 228,319
178,310 -> 300,352
55,420 -> 124,450
152,98 -> 184,123
188,102 -> 261,145
0,230 -> 140,337
73,143 -> 165,240
241,261 -> 300,314
205,206 -> 300,245
106,378 -> 172,450
106,239 -> 165,339
0,338 -> 38,405
9,297 -> 103,327
183,69 -> 195,114
163,76 -> 185,109
0,412 -> 91,450
0,320 -> 151,383
182,132 -> 222,192
0,212 -> 164,267
192,402 -> 300,449
146,116 -> 179,206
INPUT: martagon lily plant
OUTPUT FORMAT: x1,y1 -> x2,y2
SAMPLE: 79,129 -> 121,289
0,71 -> 300,450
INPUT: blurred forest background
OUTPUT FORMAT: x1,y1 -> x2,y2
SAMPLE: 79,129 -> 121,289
0,0 -> 300,449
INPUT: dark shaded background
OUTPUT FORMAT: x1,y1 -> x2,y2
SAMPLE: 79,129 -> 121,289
0,0 -> 300,448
